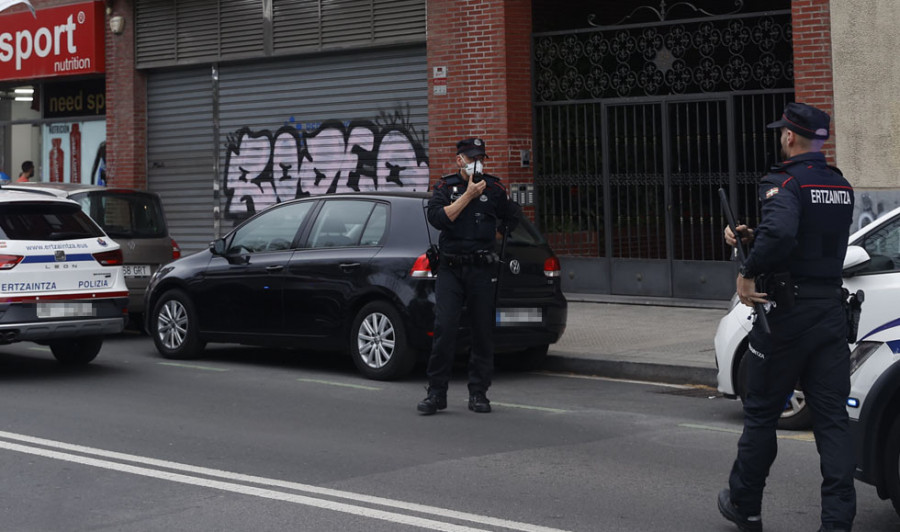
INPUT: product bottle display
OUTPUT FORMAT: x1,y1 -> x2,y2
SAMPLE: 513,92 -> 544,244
49,138 -> 64,182
70,123 -> 81,183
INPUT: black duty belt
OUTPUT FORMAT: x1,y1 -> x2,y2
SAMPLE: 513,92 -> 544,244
441,251 -> 498,267
792,284 -> 843,300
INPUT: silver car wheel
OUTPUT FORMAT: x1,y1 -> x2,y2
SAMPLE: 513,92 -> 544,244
157,298 -> 188,350
357,311 -> 395,369
782,390 -> 806,418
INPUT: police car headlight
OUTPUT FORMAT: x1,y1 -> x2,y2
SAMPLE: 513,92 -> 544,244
849,341 -> 881,375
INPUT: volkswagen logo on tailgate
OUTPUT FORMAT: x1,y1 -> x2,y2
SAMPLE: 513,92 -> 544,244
54,250 -> 66,262
508,259 -> 521,275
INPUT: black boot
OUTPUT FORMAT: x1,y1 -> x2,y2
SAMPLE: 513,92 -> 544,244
417,391 -> 447,415
468,392 -> 491,413
717,489 -> 762,532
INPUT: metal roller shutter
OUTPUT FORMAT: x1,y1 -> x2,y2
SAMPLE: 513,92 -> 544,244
146,67 -> 216,254
217,45 -> 429,229
146,46 -> 428,254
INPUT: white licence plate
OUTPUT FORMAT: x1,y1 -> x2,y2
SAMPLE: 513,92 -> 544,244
495,307 -> 543,326
123,265 -> 151,277
36,302 -> 95,319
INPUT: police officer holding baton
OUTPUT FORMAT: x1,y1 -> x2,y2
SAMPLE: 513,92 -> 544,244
717,103 -> 856,532
417,138 -> 520,415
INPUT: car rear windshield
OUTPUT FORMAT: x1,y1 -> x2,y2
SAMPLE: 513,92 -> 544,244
0,202 -> 105,241
508,213 -> 546,246
71,191 -> 167,238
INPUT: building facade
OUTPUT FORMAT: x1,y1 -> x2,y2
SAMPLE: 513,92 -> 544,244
1,0 -> 893,299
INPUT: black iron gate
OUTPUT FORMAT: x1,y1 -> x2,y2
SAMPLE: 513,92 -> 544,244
533,3 -> 794,299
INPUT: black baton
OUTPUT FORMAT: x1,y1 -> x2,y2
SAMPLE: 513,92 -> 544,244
718,188 -> 771,334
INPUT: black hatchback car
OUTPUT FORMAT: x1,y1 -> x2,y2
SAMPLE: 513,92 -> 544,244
144,192 -> 567,380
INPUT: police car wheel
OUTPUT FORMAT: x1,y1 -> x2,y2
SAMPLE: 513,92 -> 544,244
49,336 -> 102,365
151,289 -> 206,360
885,416 -> 900,518
350,301 -> 415,381
737,350 -> 812,431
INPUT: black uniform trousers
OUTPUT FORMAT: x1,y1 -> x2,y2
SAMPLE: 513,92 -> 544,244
729,297 -> 856,528
425,260 -> 495,395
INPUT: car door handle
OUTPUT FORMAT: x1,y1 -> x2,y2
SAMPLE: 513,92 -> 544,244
339,262 -> 360,272
266,265 -> 284,273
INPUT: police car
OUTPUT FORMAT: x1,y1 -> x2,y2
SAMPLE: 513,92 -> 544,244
0,190 -> 129,364
848,324 -> 900,518
714,204 -> 900,429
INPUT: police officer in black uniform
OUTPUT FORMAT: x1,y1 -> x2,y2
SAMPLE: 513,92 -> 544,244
717,103 -> 856,532
417,138 -> 520,415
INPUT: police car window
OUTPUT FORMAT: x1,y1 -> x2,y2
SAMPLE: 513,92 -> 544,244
359,203 -> 388,246
229,201 -> 313,253
860,216 -> 900,272
309,200 -> 375,249
0,203 -> 104,241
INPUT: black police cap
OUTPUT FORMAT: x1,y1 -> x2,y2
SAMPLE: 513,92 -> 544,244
456,137 -> 489,158
766,102 -> 830,140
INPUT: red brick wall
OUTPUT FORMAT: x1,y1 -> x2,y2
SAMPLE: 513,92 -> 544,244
426,0 -> 533,191
105,0 -> 146,189
791,0 -> 836,161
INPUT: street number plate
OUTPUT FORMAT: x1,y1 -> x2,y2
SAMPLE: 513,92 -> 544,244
37,302 -> 94,319
123,265 -> 151,277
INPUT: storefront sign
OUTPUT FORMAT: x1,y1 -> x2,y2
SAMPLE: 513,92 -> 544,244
0,1 -> 105,81
43,78 -> 105,118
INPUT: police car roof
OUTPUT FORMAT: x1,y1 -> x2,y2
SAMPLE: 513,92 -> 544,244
0,187 -> 82,206
0,182 -> 113,198
849,204 -> 900,243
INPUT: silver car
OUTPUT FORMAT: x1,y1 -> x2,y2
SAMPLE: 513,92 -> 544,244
2,182 -> 181,321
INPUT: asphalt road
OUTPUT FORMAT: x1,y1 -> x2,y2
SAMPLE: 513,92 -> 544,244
0,334 -> 896,531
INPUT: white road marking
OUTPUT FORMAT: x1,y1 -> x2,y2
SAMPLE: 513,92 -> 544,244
0,430 -> 571,532
490,402 -> 568,414
532,370 -> 691,389
157,362 -> 229,372
679,423 -> 815,442
297,378 -> 381,391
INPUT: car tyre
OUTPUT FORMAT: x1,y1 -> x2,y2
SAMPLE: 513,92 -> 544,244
737,350 -> 812,431
886,416 -> 900,518
50,336 -> 102,365
151,289 -> 206,359
350,301 -> 415,381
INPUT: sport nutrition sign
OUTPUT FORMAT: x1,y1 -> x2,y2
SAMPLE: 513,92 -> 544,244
0,1 -> 105,81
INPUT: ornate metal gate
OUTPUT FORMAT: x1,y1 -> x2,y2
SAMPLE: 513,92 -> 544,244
532,2 -> 793,299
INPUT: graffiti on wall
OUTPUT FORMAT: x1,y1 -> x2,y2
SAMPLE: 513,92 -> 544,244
223,109 -> 429,220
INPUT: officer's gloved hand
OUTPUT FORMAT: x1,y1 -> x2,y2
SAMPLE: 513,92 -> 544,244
724,224 -> 754,247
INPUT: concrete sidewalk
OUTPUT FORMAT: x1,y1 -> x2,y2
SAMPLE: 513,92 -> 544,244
544,293 -> 731,387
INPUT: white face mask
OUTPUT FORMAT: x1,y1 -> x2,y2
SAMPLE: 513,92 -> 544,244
465,160 -> 483,176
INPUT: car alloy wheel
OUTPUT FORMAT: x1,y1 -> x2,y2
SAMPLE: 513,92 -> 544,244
350,301 -> 415,380
151,289 -> 205,360
358,311 -> 396,369
158,298 -> 188,350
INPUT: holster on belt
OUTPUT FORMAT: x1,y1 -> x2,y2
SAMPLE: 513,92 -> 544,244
759,272 -> 795,310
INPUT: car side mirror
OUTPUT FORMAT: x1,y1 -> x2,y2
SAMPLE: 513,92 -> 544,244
843,245 -> 871,277
209,238 -> 227,256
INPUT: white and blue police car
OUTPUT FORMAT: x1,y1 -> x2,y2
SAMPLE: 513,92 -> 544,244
847,324 -> 900,518
714,204 -> 900,429
0,189 -> 128,364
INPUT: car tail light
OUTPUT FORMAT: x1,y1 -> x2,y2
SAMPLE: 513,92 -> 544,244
171,238 -> 182,260
93,249 -> 124,266
410,253 -> 435,278
0,255 -> 23,270
544,256 -> 561,278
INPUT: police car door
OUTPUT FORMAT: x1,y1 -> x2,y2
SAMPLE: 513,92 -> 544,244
845,207 -> 900,344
